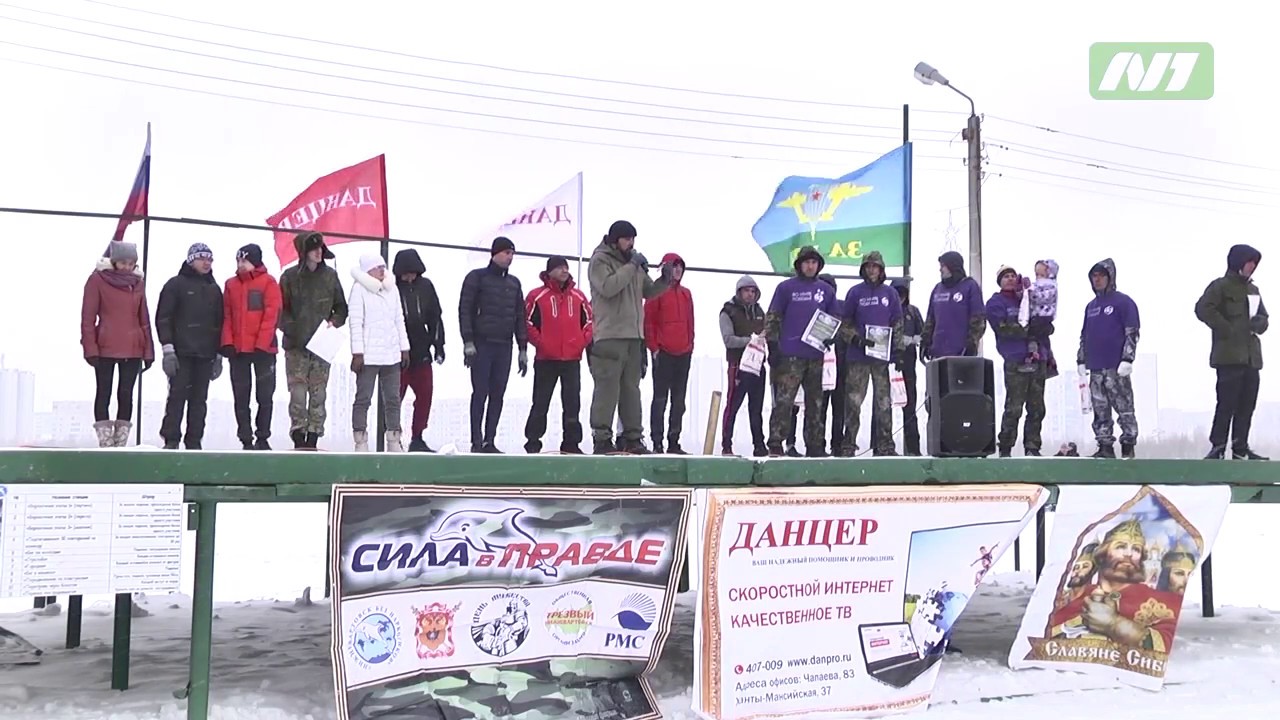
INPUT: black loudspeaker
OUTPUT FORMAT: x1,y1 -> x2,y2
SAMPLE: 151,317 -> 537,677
925,356 -> 996,457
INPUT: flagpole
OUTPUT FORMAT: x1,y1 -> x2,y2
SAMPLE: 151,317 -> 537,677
135,122 -> 152,447
135,215 -> 150,447
376,154 -> 390,453
575,172 -> 585,280
901,105 -> 912,283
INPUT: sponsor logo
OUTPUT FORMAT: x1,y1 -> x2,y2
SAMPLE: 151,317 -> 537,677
412,601 -> 461,660
605,591 -> 658,651
1104,305 -> 1115,315
470,592 -> 531,658
545,590 -> 594,646
347,606 -> 401,669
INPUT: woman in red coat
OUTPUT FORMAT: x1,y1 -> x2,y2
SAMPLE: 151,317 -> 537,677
81,241 -> 155,447
220,243 -> 282,450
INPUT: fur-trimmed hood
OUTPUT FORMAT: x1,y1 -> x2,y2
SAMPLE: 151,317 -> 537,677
351,265 -> 395,294
96,256 -> 144,278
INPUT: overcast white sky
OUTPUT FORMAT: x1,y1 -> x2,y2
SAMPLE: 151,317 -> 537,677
0,0 -> 1274,417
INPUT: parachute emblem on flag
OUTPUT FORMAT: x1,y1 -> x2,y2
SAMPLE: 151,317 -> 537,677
775,182 -> 874,244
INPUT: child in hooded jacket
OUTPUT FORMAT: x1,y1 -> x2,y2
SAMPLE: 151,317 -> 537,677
1020,259 -> 1058,371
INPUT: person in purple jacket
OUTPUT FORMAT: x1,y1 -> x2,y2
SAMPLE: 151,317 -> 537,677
986,265 -> 1053,456
764,245 -> 839,457
1077,257 -> 1141,459
837,251 -> 903,456
922,251 -> 986,361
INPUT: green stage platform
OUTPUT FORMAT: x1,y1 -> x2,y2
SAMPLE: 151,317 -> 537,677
1,448 -> 1276,720
1,449 -> 1276,502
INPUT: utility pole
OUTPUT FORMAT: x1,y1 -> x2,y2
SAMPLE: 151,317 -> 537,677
913,62 -> 984,352
964,112 -> 983,291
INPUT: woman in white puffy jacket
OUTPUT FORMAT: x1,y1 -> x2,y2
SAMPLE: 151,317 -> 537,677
349,254 -> 411,451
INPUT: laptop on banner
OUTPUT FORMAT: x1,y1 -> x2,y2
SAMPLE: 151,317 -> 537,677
858,622 -> 940,689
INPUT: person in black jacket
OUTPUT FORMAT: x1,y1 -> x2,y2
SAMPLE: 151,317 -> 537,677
459,236 -> 529,453
156,243 -> 224,449
870,279 -> 925,455
393,249 -> 445,452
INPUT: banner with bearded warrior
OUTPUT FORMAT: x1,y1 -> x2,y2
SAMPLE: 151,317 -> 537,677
328,485 -> 692,720
1009,485 -> 1230,690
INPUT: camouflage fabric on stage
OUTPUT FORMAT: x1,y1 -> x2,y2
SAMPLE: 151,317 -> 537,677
346,659 -> 655,720
332,486 -> 691,720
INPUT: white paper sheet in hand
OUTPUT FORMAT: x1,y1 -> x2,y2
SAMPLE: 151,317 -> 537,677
305,321 -> 344,364
1249,294 -> 1260,318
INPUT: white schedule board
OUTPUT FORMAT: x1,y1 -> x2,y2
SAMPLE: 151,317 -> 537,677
0,483 -> 184,599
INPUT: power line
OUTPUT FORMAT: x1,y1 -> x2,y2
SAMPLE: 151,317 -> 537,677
986,114 -> 1280,173
988,142 -> 1280,197
991,172 -> 1270,218
987,137 -> 1279,192
0,3 -> 963,139
0,11 -> 961,145
0,206 -> 895,281
22,3 -> 1261,185
78,0 -> 967,116
21,36 -> 1265,213
0,54 -> 971,171
72,0 -> 1269,175
1,39 -> 969,161
991,165 -> 1277,210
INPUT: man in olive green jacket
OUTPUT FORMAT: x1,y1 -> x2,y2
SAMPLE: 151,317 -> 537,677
587,220 -> 672,454
1195,243 -> 1269,460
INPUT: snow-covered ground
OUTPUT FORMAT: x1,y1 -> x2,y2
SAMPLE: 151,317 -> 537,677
1,503 -> 1278,718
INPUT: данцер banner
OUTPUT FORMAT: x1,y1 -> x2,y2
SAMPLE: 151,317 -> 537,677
693,485 -> 1048,719
329,485 -> 692,720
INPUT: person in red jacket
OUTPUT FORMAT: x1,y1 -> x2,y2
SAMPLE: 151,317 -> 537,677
81,241 -> 155,448
523,256 -> 593,454
220,243 -> 283,450
643,252 -> 695,454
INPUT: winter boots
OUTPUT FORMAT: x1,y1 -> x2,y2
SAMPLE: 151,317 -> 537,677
385,431 -> 404,453
95,420 -> 133,448
112,421 -> 132,447
355,430 -> 404,452
94,421 -> 114,448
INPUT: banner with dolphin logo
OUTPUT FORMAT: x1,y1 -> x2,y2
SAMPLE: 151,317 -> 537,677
329,484 -> 693,720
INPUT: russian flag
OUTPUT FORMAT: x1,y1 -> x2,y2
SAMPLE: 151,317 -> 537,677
107,123 -> 151,248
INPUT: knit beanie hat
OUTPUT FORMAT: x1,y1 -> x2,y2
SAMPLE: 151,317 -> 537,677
996,264 -> 1018,283
187,243 -> 213,264
108,241 -> 138,264
359,254 -> 386,273
236,243 -> 264,267
491,236 -> 515,255
546,255 -> 569,272
605,220 -> 637,243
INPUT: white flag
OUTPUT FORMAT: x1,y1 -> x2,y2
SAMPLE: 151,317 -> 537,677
468,173 -> 583,268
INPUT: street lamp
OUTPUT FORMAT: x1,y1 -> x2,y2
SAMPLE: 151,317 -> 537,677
914,62 -> 983,289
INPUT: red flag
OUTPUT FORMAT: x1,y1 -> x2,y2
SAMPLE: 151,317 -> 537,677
266,155 -> 388,267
